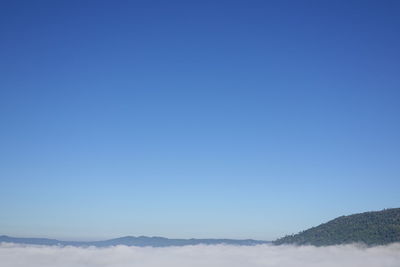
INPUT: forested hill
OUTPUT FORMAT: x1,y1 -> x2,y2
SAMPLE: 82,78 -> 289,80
274,208 -> 400,246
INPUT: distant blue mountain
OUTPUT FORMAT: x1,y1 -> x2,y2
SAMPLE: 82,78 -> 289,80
0,235 -> 270,247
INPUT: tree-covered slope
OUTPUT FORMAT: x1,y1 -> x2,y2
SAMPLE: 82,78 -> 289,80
274,208 -> 400,246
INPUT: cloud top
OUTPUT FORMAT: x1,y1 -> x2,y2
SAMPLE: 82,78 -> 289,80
1,242 -> 400,267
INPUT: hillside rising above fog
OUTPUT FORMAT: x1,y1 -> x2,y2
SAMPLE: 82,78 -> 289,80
274,208 -> 400,246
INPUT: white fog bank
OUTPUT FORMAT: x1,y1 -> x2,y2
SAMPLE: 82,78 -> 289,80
1,243 -> 400,267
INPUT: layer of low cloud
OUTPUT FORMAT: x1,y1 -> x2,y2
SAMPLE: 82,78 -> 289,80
1,243 -> 400,267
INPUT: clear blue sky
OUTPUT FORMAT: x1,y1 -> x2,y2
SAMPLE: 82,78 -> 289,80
0,0 -> 399,241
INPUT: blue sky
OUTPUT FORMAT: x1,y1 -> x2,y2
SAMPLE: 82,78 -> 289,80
0,0 -> 399,240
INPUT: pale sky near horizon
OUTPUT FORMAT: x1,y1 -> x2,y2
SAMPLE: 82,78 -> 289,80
0,0 -> 399,241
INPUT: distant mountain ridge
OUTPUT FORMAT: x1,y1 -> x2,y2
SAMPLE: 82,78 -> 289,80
0,235 -> 269,247
4,208 -> 399,247
274,208 -> 400,246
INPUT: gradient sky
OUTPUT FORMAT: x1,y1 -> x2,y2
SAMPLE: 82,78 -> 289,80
0,0 -> 399,241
